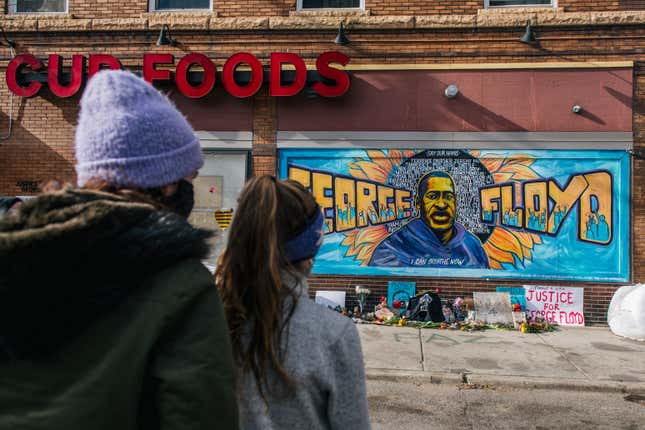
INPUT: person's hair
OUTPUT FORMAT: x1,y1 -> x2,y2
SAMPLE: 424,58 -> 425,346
216,175 -> 319,400
81,178 -> 169,210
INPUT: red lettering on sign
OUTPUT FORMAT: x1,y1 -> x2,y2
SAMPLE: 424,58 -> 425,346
175,53 -> 216,98
269,53 -> 306,97
222,52 -> 262,98
5,52 -> 351,99
313,51 -> 350,97
558,311 -> 585,325
48,55 -> 85,98
88,55 -> 121,80
143,54 -> 173,84
6,54 -> 43,97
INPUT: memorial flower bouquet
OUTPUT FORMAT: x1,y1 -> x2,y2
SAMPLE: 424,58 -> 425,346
355,285 -> 371,315
520,319 -> 556,333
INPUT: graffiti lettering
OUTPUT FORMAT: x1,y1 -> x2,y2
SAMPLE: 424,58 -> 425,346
16,180 -> 40,193
288,165 -> 412,234
480,170 -> 612,244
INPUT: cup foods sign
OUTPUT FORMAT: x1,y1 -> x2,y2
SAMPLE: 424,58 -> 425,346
5,51 -> 350,99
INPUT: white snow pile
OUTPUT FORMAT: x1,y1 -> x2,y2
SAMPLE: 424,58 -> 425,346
607,284 -> 645,342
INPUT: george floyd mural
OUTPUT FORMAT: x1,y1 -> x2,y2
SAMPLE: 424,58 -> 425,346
279,148 -> 630,282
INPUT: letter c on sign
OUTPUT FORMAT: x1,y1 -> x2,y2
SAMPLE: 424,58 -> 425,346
222,53 -> 263,98
6,54 -> 43,97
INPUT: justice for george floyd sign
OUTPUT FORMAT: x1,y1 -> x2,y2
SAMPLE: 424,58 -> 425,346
524,285 -> 585,326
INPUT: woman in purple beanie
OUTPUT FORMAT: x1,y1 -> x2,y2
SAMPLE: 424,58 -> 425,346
0,70 -> 239,430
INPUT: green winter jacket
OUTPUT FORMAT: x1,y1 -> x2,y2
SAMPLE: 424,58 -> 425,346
0,189 -> 239,430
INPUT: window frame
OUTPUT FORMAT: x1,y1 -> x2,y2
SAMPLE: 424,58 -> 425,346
296,0 -> 365,11
484,0 -> 556,8
148,0 -> 213,13
7,0 -> 68,15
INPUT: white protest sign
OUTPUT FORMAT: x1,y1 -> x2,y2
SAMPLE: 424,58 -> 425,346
524,285 -> 585,326
315,290 -> 346,309
473,292 -> 514,325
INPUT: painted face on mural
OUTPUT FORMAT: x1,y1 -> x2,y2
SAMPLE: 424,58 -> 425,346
420,175 -> 456,232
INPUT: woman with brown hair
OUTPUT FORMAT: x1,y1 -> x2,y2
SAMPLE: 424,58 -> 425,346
217,175 -> 371,430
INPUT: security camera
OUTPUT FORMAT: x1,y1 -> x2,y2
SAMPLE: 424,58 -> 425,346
444,85 -> 459,99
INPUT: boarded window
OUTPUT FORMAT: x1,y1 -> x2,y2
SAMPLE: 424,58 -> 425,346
487,0 -> 552,6
301,0 -> 361,8
154,0 -> 210,10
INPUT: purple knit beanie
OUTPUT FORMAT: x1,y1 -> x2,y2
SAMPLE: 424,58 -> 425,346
75,70 -> 203,188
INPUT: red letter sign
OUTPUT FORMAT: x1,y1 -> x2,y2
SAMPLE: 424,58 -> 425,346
222,53 -> 263,98
143,54 -> 173,84
48,55 -> 85,98
175,53 -> 216,98
313,51 -> 350,97
269,53 -> 306,97
88,55 -> 121,80
6,54 -> 43,97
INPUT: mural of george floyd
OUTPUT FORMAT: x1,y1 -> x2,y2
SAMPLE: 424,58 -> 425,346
280,148 -> 630,282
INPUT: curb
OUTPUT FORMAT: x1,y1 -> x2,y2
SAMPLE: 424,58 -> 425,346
365,368 -> 645,394
366,368 -> 465,385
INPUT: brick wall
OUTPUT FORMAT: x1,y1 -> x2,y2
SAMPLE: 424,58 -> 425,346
0,86 -> 77,195
308,275 -> 624,325
0,11 -> 642,324
252,87 -> 277,176
560,0 -> 621,12
71,0 -> 148,19
367,0 -> 480,16
634,62 -> 644,283
217,0 -> 293,18
1,0 -> 636,18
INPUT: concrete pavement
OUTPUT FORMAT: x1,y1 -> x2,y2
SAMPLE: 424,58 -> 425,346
357,324 -> 645,393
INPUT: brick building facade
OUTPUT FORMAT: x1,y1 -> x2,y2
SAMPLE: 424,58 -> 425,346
1,1 -> 643,324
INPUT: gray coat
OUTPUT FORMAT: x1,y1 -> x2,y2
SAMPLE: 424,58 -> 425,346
238,275 -> 371,430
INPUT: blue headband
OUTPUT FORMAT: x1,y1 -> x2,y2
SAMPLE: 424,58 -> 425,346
283,209 -> 325,263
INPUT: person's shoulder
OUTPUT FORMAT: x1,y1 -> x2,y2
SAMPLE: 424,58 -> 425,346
377,218 -> 419,246
294,297 -> 356,343
139,258 -> 215,305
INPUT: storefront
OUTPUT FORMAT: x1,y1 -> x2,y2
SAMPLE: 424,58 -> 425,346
0,5 -> 643,324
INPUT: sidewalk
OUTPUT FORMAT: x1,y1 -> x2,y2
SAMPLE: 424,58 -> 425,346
358,324 -> 645,393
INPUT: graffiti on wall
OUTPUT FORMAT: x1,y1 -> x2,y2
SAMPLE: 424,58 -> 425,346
279,149 -> 629,281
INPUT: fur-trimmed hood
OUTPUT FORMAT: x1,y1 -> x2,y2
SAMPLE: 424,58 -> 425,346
0,189 -> 213,360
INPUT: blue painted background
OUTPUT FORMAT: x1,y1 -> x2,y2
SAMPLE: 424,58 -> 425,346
278,149 -> 630,282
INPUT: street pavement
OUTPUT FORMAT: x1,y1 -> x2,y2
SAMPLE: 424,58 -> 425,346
367,378 -> 645,430
357,324 -> 645,393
